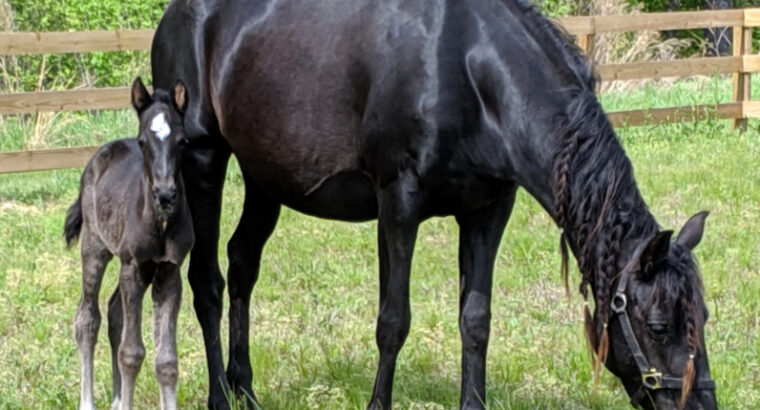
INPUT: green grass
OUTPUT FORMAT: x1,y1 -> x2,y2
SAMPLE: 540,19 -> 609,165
0,109 -> 136,152
1,77 -> 759,409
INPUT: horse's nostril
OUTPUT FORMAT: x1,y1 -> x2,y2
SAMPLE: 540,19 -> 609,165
155,188 -> 177,207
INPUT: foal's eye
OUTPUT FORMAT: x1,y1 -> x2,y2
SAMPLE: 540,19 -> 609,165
179,137 -> 189,147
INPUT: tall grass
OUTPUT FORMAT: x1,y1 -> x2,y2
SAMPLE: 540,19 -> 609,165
0,77 -> 758,408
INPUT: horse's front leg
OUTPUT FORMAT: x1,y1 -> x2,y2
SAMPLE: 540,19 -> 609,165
117,262 -> 150,410
455,191 -> 516,409
368,172 -> 421,410
75,234 -> 112,410
226,175 -> 280,403
152,263 -> 183,410
182,144 -> 232,409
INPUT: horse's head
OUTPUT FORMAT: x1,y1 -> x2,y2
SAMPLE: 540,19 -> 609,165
603,211 -> 716,410
131,77 -> 188,224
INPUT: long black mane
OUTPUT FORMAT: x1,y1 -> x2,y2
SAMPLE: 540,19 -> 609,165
516,0 -> 658,326
553,89 -> 658,355
541,2 -> 706,378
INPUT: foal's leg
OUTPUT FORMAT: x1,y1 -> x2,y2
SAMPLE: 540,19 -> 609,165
75,233 -> 112,410
368,174 -> 421,410
226,177 -> 280,401
153,263 -> 183,410
182,145 -> 232,409
455,192 -> 516,410
118,262 -> 150,410
107,286 -> 123,409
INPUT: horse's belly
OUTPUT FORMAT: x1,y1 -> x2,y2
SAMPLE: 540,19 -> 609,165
282,169 -> 378,221
239,160 -> 377,221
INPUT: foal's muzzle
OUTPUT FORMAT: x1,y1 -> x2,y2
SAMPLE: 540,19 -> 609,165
153,185 -> 177,215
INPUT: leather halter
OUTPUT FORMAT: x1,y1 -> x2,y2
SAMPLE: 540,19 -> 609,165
610,243 -> 715,408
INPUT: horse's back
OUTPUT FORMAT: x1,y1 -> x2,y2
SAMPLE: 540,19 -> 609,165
203,1 -> 454,205
83,139 -> 141,189
79,139 -> 144,251
153,0 -> 585,218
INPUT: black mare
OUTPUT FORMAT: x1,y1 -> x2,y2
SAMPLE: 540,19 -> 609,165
149,0 -> 717,408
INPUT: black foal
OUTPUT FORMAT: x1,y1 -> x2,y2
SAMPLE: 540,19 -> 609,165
65,77 -> 193,410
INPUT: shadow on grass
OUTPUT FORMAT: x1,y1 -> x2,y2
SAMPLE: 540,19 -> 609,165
242,350 -> 619,409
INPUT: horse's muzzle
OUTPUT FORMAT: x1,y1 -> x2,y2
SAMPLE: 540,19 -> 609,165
153,186 -> 177,216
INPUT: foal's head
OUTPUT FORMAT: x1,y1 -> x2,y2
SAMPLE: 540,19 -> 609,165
602,212 -> 716,410
131,77 -> 188,224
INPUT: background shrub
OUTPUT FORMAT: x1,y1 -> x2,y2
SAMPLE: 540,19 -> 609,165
1,0 -> 168,92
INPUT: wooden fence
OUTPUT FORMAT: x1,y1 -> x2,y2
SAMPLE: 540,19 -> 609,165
1,9 -> 759,174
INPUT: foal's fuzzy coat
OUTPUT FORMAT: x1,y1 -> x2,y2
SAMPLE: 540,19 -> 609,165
65,78 -> 193,410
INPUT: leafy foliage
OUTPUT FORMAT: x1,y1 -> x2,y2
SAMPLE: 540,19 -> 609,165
3,0 -> 169,91
535,0 -> 582,16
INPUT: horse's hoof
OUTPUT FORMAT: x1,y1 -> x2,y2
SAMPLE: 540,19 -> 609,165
366,398 -> 386,410
208,398 -> 231,410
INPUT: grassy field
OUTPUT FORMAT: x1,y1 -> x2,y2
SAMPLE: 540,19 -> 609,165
0,77 -> 759,409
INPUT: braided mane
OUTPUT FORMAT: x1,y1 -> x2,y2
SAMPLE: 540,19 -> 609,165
501,0 -> 659,351
552,87 -> 657,373
497,0 -> 705,400
550,81 -> 705,397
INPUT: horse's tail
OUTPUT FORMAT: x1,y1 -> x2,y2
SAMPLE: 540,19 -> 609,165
64,193 -> 83,249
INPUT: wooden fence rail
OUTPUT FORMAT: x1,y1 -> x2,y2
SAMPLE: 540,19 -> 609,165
0,29 -> 153,55
1,8 -> 759,173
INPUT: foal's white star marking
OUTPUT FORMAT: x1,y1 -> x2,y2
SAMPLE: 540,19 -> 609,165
150,112 -> 171,140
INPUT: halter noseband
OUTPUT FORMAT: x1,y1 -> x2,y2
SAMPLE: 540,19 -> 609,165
610,242 -> 715,408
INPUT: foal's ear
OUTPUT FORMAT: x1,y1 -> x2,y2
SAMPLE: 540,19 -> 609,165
131,77 -> 152,114
172,80 -> 188,114
675,211 -> 709,250
638,230 -> 673,279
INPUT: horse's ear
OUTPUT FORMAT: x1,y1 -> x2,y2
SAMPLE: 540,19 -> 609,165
638,230 -> 673,279
172,80 -> 187,114
675,211 -> 709,250
131,77 -> 151,114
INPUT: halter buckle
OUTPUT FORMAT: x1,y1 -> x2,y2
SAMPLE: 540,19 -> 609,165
611,293 -> 627,313
641,369 -> 663,390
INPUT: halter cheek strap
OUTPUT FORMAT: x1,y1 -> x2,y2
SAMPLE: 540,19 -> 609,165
610,243 -> 715,408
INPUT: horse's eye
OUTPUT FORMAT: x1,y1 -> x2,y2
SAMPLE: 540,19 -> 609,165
647,322 -> 671,339
649,323 -> 666,333
179,137 -> 189,147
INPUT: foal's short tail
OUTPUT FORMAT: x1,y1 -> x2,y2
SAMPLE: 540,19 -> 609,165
64,194 -> 83,249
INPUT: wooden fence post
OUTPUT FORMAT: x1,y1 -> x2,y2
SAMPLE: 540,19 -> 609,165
733,23 -> 752,130
577,33 -> 596,61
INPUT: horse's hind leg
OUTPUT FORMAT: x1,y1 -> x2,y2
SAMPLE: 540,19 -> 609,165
368,174 -> 421,410
226,176 -> 280,402
117,262 -> 149,410
455,191 -> 516,410
107,286 -> 123,409
75,233 -> 112,410
153,263 -> 182,410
